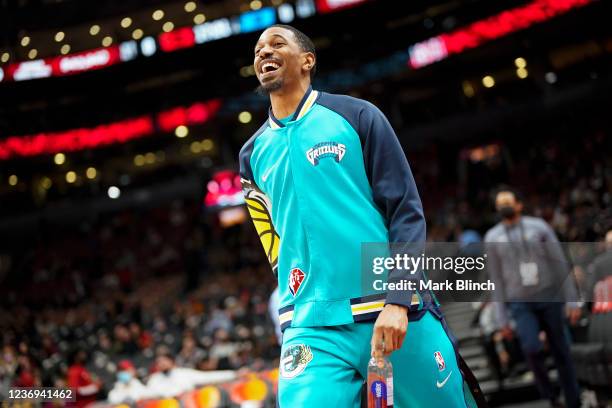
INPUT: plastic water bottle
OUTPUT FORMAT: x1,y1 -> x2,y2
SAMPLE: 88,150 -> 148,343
367,356 -> 394,408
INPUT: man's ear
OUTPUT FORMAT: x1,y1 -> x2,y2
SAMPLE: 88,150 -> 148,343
302,52 -> 315,74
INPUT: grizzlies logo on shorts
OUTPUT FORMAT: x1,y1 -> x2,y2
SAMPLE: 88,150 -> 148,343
280,344 -> 313,379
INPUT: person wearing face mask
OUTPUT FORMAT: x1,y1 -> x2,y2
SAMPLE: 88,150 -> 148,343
485,187 -> 582,408
107,360 -> 150,404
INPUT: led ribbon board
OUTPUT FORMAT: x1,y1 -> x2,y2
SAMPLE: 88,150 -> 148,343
0,100 -> 221,160
408,0 -> 592,69
0,2 -> 317,83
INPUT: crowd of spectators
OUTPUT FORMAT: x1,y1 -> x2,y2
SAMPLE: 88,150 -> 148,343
422,126 -> 610,244
0,201 -> 278,403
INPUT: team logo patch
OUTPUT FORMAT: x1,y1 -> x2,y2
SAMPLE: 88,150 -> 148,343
280,344 -> 313,379
306,142 -> 346,166
289,268 -> 305,296
434,351 -> 446,371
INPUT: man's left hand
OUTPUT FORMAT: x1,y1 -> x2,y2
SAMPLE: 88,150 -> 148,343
371,304 -> 408,357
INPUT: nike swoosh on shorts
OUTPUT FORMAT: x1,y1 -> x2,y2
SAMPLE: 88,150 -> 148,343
436,371 -> 453,388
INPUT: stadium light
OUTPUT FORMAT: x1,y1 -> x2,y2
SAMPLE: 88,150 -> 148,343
163,22 -> 175,32
462,81 -> 475,98
239,65 -> 256,77
90,25 -> 101,36
55,32 -> 65,42
278,4 -> 295,23
201,139 -> 214,151
21,36 -> 30,47
107,186 -> 120,199
132,29 -> 144,40
193,13 -> 206,24
28,49 -> 37,59
121,17 -> 133,28
482,75 -> 495,88
65,171 -> 77,183
514,57 -> 527,68
8,175 -> 18,186
190,141 -> 202,153
516,68 -> 528,79
60,44 -> 71,55
54,152 -> 66,165
239,66 -> 248,77
153,10 -> 165,21
41,177 -> 52,189
86,167 -> 97,179
185,1 -> 197,12
134,154 -> 145,166
1,53 -> 8,63
102,36 -> 113,47
175,125 -> 189,138
238,111 -> 252,123
250,0 -> 263,10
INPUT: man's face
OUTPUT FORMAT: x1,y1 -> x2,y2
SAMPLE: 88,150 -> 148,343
495,191 -> 522,215
495,191 -> 516,209
156,355 -> 174,372
253,27 -> 312,93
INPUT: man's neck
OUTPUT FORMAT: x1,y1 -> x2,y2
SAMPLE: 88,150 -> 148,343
269,82 -> 310,119
502,214 -> 521,226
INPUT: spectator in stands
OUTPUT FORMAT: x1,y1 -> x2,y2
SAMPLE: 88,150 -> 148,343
587,229 -> 612,299
476,301 -> 522,388
485,187 -> 582,408
66,350 -> 101,408
0,345 -> 18,396
13,357 -> 37,387
107,360 -> 150,404
176,335 -> 207,369
208,329 -> 239,370
145,350 -> 236,398
113,324 -> 139,355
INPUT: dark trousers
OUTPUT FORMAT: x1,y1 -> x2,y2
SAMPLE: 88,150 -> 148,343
508,302 -> 580,408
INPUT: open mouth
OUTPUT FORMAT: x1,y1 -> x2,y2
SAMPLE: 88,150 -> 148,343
260,60 -> 282,77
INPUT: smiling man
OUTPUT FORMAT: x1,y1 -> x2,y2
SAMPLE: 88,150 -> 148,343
239,25 -> 485,407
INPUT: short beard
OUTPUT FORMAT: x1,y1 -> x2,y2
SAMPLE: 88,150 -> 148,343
256,79 -> 283,96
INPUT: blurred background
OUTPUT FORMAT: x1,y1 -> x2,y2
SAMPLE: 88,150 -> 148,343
0,0 -> 610,406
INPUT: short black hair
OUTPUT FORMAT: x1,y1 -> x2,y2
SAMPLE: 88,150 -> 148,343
493,185 -> 524,204
270,24 -> 316,79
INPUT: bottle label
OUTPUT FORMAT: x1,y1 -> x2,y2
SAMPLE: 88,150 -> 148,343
386,376 -> 394,406
370,380 -> 387,408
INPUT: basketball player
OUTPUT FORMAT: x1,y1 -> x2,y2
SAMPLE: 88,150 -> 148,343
239,25 -> 485,407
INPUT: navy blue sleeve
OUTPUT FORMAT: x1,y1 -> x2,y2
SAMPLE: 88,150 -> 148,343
318,93 -> 426,308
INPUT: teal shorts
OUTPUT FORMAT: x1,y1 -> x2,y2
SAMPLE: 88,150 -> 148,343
278,310 -> 478,407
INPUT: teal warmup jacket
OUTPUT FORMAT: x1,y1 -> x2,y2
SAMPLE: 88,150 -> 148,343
240,87 -> 436,331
